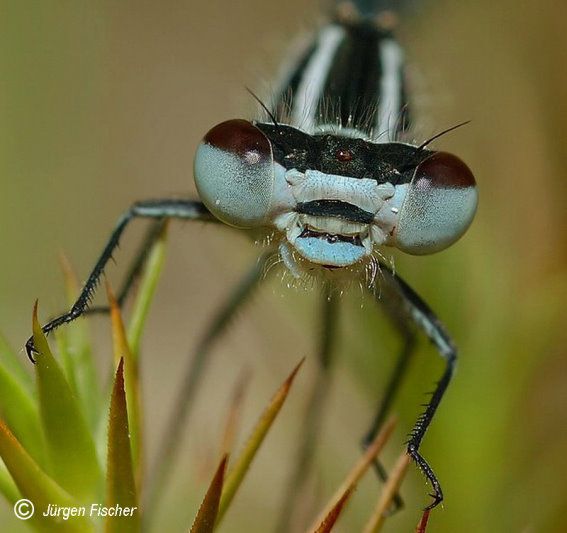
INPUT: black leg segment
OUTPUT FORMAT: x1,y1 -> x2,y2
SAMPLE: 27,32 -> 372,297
85,219 -> 167,315
26,199 -> 215,361
376,261 -> 457,510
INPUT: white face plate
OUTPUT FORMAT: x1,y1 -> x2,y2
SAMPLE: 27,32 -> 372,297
272,165 -> 407,270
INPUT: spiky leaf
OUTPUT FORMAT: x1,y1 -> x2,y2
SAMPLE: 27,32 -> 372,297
312,487 -> 353,533
127,221 -> 168,359
0,458 -> 20,503
105,358 -> 139,533
108,285 -> 142,486
190,455 -> 228,533
55,253 -> 100,432
33,303 -> 102,501
362,451 -> 410,533
308,417 -> 397,532
0,359 -> 46,467
0,332 -> 31,391
0,420 -> 92,531
217,358 -> 304,524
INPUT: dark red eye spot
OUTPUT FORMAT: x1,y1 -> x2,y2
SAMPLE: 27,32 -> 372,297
203,119 -> 271,165
416,151 -> 476,189
336,148 -> 353,162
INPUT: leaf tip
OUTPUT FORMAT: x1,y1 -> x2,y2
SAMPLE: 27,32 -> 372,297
113,357 -> 125,390
31,300 -> 46,350
191,454 -> 229,533
283,357 -> 306,390
416,508 -> 431,533
32,299 -> 39,327
313,485 -> 354,533
105,281 -> 120,313
57,251 -> 74,282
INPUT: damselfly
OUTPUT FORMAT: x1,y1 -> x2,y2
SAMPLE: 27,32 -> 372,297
25,0 -> 477,525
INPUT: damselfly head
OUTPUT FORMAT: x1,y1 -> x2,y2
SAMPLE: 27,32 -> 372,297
194,119 -> 477,275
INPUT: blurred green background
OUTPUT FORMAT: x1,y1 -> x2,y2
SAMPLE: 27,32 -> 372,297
1,0 -> 566,531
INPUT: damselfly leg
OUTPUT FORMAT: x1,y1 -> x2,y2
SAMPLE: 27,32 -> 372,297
85,220 -> 167,315
25,199 -> 216,360
373,261 -> 458,508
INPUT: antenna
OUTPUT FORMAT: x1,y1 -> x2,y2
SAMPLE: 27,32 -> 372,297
416,120 -> 471,151
245,87 -> 280,128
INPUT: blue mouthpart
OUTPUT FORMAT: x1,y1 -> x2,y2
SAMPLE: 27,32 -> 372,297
293,237 -> 366,267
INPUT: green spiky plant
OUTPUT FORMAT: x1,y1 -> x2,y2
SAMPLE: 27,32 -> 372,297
0,229 -> 410,533
0,227 -> 170,532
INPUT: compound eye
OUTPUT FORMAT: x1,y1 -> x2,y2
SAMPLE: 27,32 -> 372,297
394,152 -> 478,254
194,119 -> 274,228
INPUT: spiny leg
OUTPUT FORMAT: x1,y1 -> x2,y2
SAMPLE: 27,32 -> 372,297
25,199 -> 216,361
85,219 -> 166,315
144,250 -> 275,524
276,283 -> 338,533
377,261 -> 457,510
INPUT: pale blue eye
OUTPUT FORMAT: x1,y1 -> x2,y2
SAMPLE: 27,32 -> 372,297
394,152 -> 478,254
194,119 -> 275,228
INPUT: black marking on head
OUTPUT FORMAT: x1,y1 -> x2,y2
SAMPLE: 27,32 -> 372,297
296,200 -> 375,224
299,227 -> 363,246
255,122 -> 432,184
